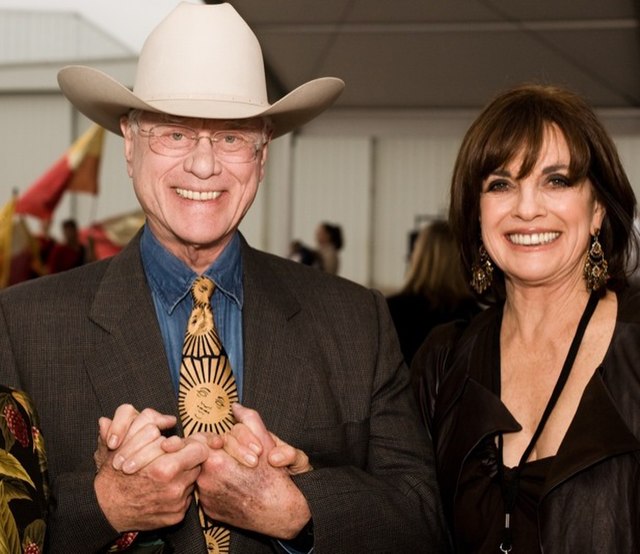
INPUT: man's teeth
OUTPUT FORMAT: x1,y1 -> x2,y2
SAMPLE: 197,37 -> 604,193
176,188 -> 221,201
508,232 -> 559,246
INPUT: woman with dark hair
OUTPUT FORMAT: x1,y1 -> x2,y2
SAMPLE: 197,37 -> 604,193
414,84 -> 640,552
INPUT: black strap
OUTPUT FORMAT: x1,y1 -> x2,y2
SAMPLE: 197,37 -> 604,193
496,292 -> 599,552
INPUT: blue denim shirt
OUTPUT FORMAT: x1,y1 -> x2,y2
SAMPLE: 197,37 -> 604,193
140,225 -> 244,398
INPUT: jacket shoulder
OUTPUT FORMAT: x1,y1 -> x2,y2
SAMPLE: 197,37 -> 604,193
243,243 -> 373,298
412,306 -> 497,426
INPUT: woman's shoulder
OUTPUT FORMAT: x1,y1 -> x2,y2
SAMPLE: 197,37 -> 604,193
412,306 -> 498,419
420,304 -> 496,357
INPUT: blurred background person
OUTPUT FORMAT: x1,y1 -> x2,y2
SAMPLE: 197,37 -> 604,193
315,221 -> 343,275
46,218 -> 86,274
287,239 -> 321,268
387,220 -> 480,367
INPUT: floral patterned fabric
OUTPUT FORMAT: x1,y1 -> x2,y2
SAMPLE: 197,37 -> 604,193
0,386 -> 48,553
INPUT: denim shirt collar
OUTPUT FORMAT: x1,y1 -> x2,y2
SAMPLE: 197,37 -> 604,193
140,225 -> 244,314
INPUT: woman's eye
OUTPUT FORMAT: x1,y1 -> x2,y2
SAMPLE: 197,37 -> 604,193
549,175 -> 571,187
485,179 -> 509,192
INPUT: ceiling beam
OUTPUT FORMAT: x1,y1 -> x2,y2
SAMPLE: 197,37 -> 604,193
253,19 -> 639,35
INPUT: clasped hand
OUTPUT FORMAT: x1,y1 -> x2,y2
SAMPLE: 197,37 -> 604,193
94,403 -> 311,539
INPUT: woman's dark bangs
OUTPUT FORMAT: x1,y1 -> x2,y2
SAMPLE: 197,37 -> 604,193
477,114 -> 545,180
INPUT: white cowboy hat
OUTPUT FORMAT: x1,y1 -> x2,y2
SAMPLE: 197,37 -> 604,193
57,2 -> 344,138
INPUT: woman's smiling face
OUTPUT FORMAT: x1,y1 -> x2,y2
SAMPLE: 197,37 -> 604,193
479,124 -> 605,290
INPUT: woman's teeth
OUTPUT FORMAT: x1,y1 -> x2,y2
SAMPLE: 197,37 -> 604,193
508,232 -> 559,246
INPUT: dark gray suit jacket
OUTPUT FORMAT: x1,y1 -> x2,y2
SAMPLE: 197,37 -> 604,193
0,233 -> 447,553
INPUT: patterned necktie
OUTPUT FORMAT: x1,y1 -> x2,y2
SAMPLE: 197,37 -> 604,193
178,276 -> 239,553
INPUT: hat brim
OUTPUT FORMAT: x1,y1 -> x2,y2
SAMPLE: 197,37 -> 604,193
58,65 -> 344,139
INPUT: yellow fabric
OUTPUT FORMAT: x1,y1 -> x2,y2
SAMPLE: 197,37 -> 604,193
0,198 -> 16,288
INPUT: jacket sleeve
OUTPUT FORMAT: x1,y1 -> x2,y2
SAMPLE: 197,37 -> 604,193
411,320 -> 466,435
291,290 -> 450,553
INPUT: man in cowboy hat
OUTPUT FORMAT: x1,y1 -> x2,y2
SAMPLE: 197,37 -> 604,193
0,2 -> 446,553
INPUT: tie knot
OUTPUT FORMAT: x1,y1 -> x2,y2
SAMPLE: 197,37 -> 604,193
191,276 -> 215,306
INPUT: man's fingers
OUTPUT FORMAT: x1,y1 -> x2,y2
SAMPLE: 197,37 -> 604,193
105,404 -> 177,451
105,404 -> 139,449
223,430 -> 259,467
160,433 -> 223,455
98,417 -> 112,444
160,435 -> 186,454
164,438 -> 210,471
231,403 -> 275,450
119,435 -> 166,474
268,434 -> 312,474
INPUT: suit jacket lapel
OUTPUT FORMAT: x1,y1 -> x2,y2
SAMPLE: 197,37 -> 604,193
240,242 -> 314,439
85,234 -> 178,418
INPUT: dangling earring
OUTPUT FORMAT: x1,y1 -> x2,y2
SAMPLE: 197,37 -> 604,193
584,230 -> 609,291
470,243 -> 494,294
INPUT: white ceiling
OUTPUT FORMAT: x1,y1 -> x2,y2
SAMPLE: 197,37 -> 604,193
226,0 -> 640,111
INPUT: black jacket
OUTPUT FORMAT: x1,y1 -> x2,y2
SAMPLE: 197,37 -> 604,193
414,285 -> 640,553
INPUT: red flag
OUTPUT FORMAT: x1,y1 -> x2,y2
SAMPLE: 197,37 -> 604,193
81,210 -> 146,260
15,124 -> 105,220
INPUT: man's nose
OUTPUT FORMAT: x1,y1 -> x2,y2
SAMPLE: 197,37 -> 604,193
184,138 -> 221,177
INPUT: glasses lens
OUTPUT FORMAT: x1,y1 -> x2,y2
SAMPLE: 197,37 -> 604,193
149,125 -> 196,156
143,125 -> 262,162
213,131 -> 260,163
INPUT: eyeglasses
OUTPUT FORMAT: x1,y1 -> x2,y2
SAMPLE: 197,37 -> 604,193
136,124 -> 267,163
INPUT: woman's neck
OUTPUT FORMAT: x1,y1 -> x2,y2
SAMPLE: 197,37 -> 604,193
502,280 -> 593,345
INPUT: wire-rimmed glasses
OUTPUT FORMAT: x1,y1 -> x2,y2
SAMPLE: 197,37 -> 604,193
136,124 -> 267,163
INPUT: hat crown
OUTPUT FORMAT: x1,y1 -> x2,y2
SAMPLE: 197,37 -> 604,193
57,1 -> 344,137
134,2 -> 268,108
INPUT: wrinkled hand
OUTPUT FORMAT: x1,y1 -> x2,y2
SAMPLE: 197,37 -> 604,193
97,403 -> 222,474
97,404 -> 176,472
93,404 -> 211,532
197,404 -> 312,539
222,403 -> 312,474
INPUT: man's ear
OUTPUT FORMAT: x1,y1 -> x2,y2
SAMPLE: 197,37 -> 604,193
120,116 -> 134,177
258,142 -> 269,182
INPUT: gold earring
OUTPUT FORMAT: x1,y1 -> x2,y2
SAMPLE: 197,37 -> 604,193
470,243 -> 494,294
584,230 -> 609,291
